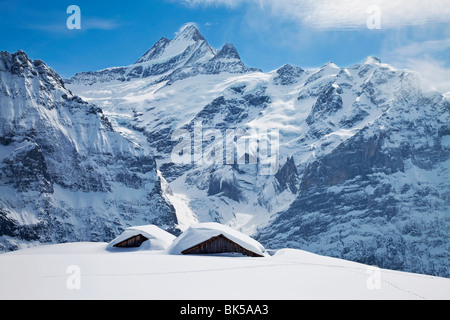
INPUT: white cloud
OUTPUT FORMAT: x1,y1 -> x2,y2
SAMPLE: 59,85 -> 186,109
176,0 -> 450,30
26,17 -> 121,33
383,39 -> 450,94
407,59 -> 450,94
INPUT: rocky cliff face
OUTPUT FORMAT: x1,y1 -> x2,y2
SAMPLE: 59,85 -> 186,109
0,50 -> 177,250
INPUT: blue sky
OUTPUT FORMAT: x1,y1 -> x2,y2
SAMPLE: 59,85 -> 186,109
1,0 -> 449,92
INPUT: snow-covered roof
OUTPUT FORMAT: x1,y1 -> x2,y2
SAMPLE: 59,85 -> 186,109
107,225 -> 176,250
168,223 -> 268,257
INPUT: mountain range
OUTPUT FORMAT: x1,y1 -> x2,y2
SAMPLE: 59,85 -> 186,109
1,25 -> 449,277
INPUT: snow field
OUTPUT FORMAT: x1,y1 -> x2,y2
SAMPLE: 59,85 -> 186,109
0,243 -> 448,300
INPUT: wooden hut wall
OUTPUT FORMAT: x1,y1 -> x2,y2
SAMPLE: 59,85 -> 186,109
114,234 -> 149,248
182,234 -> 263,257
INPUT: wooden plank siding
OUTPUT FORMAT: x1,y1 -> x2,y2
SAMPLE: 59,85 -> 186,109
113,234 -> 149,248
181,234 -> 264,257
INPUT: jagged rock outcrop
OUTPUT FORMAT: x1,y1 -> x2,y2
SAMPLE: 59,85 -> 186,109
273,64 -> 304,86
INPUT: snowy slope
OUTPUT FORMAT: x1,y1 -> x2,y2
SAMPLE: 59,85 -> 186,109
0,242 -> 448,300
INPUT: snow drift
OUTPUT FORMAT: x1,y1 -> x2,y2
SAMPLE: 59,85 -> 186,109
107,225 -> 176,250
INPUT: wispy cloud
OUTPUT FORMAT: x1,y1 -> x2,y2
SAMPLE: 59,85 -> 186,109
24,17 -> 122,34
175,0 -> 450,30
83,18 -> 122,31
383,39 -> 450,94
181,0 -> 244,8
386,39 -> 450,58
406,59 -> 450,94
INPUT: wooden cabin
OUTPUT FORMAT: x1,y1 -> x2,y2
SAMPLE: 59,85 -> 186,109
107,225 -> 176,251
181,234 -> 264,257
169,223 -> 267,257
113,234 -> 149,248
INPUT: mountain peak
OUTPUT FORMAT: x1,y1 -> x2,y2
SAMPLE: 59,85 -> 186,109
135,37 -> 171,64
70,25 -> 256,85
175,24 -> 205,42
274,64 -> 304,85
363,56 -> 382,65
1,50 -> 30,65
135,25 -> 208,65
1,50 -> 65,88
213,43 -> 241,60
13,49 -> 29,60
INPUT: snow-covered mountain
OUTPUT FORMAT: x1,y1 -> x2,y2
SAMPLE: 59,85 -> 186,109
0,50 -> 178,251
67,24 -> 260,86
1,25 -> 449,278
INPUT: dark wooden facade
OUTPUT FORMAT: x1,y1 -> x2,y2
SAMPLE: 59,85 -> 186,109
181,234 -> 263,257
113,234 -> 149,248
